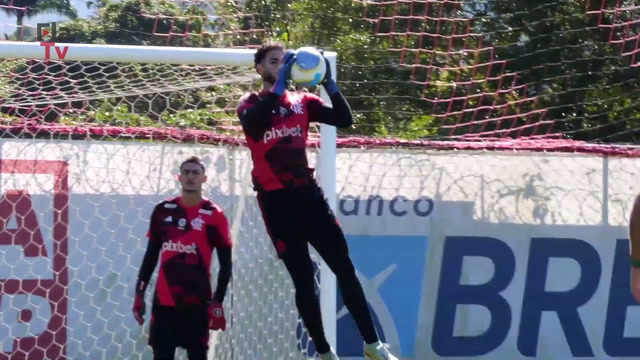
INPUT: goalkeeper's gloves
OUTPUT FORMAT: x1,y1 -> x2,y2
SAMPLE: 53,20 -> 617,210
132,280 -> 146,325
272,50 -> 297,96
318,49 -> 339,96
208,297 -> 226,331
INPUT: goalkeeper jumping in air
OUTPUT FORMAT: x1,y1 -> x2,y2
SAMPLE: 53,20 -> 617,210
236,43 -> 399,360
132,156 -> 232,360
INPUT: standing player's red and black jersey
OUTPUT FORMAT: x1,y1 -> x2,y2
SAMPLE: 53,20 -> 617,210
237,90 -> 353,192
140,197 -> 232,309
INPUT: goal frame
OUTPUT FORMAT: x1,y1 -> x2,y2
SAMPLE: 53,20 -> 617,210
0,40 -> 339,350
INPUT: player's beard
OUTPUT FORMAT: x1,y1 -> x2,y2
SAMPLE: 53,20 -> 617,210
262,72 -> 277,86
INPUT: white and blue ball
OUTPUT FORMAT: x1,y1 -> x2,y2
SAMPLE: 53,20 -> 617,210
290,47 -> 327,87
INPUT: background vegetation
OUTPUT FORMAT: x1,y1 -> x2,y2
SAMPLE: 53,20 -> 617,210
1,0 -> 639,143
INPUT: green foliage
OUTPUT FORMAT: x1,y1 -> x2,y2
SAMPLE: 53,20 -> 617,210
471,0 -> 640,142
0,0 -> 255,131
2,0 -> 640,143
55,0 -> 214,46
0,0 -> 77,30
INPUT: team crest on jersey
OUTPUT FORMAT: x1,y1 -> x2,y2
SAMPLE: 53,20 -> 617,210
290,101 -> 304,115
191,217 -> 204,231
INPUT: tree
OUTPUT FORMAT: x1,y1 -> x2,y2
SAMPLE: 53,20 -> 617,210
463,0 -> 640,142
3,0 -> 640,143
0,0 -> 77,39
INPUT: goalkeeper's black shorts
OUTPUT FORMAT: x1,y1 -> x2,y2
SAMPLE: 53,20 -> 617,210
149,305 -> 208,352
256,181 -> 344,259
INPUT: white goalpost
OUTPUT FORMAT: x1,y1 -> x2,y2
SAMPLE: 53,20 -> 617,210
0,41 -> 338,359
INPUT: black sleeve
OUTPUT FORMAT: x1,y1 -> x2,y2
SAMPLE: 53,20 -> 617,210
238,92 -> 279,129
309,91 -> 354,128
135,206 -> 163,296
212,247 -> 232,303
135,240 -> 161,295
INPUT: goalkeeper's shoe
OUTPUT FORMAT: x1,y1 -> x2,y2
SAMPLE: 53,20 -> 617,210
363,341 -> 398,360
318,348 -> 339,360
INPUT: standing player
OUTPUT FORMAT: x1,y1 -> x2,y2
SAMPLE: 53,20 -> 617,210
132,156 -> 233,360
236,43 -> 398,360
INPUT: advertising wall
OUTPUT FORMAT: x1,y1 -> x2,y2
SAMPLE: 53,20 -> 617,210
333,149 -> 639,360
0,139 -> 638,360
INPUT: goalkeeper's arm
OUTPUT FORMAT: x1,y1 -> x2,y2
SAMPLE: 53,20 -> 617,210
630,194 -> 640,264
309,52 -> 354,128
313,91 -> 354,128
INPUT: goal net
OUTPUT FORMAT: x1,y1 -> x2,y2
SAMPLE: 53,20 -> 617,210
2,0 -> 640,359
0,42 -> 334,360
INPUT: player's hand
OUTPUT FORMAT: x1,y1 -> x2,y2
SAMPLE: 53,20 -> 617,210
208,301 -> 226,331
272,49 -> 297,96
132,293 -> 145,325
631,267 -> 640,303
318,49 -> 339,95
282,49 -> 296,69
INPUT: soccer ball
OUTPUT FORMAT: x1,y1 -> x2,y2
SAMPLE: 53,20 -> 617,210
290,47 -> 327,87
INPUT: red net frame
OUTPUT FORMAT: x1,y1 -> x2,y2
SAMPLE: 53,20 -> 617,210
355,0 -> 640,142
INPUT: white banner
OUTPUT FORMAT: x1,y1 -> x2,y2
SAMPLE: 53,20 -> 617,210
0,139 -> 638,360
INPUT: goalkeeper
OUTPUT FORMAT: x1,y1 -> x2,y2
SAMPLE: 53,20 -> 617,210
236,43 -> 398,360
131,156 -> 233,360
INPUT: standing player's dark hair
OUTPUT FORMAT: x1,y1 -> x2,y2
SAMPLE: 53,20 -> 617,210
254,42 -> 286,69
180,156 -> 206,172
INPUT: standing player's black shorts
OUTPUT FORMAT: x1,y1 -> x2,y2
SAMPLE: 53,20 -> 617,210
256,180 -> 349,261
149,305 -> 209,360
